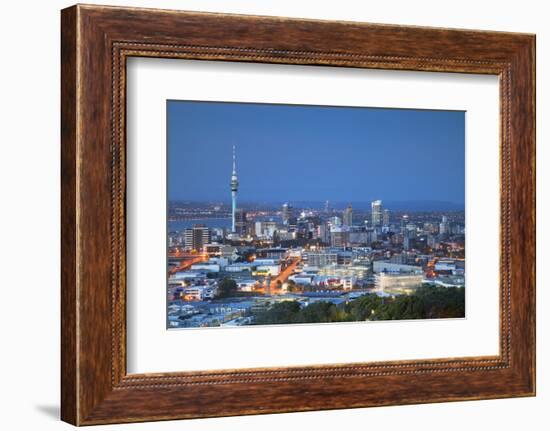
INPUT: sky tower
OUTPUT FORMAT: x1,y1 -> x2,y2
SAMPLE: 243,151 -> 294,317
230,145 -> 239,233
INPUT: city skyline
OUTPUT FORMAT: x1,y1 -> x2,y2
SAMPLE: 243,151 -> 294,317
167,100 -> 465,204
166,100 -> 466,329
168,198 -> 465,210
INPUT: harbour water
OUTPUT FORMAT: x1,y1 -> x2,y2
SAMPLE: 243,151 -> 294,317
168,218 -> 232,232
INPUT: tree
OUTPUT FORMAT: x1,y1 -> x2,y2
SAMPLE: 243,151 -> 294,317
294,301 -> 337,323
345,294 -> 381,321
216,278 -> 238,298
415,285 -> 465,318
248,285 -> 465,325
253,301 -> 301,325
286,280 -> 297,292
376,295 -> 424,320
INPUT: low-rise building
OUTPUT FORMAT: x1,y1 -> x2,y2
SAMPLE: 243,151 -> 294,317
374,273 -> 423,294
190,263 -> 221,273
169,271 -> 208,285
342,276 -> 355,290
289,274 -> 315,285
434,259 -> 465,275
256,248 -> 289,260
204,243 -> 239,260
253,264 -> 281,276
429,275 -> 465,287
252,258 -> 279,266
182,285 -> 218,301
306,251 -> 338,266
373,261 -> 423,274
313,275 -> 357,290
236,279 -> 257,292
224,262 -> 254,272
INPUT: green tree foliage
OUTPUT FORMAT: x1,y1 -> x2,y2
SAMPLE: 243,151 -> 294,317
374,295 -> 424,320
293,302 -> 338,323
415,285 -> 465,318
216,278 -> 238,298
286,280 -> 301,293
345,295 -> 383,321
250,285 -> 465,325
253,301 -> 301,325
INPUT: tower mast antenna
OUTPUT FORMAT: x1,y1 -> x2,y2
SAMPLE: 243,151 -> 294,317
230,145 -> 239,233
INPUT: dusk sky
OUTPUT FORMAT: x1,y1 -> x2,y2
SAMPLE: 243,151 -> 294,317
167,100 -> 465,206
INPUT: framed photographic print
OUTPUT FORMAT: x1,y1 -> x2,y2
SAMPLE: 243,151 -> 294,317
61,4 -> 536,425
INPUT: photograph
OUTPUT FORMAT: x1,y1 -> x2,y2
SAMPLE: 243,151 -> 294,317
166,100 -> 466,329
47,1 -> 536,426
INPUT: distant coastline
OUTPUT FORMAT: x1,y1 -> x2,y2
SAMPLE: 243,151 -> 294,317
168,218 -> 232,231
168,199 -> 465,212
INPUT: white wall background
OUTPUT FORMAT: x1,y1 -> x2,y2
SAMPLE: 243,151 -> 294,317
0,0 -> 546,429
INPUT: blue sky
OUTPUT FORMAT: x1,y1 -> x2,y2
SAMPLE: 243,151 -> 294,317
167,100 -> 465,206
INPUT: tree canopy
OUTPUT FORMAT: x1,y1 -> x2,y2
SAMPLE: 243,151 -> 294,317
251,285 -> 464,325
216,278 -> 238,298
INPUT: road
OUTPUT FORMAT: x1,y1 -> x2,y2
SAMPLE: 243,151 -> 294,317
168,253 -> 208,275
264,257 -> 301,294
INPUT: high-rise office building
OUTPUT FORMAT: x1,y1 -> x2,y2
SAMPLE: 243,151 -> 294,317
439,216 -> 449,235
401,214 -> 409,233
306,251 -> 338,266
343,204 -> 353,226
282,203 -> 293,225
371,200 -> 383,227
331,226 -> 350,248
329,216 -> 342,228
383,208 -> 390,227
318,223 -> 330,244
235,209 -> 247,236
230,145 -> 239,233
184,225 -> 210,251
403,235 -> 411,251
